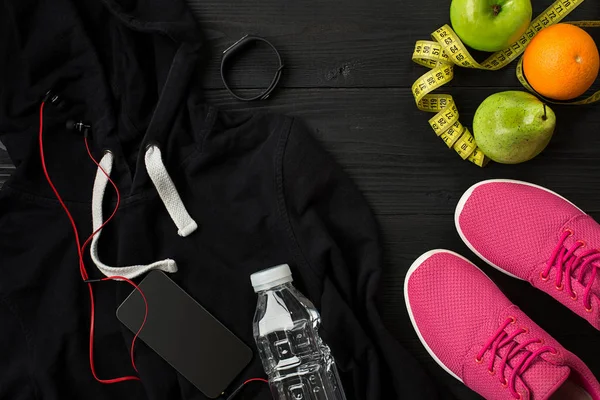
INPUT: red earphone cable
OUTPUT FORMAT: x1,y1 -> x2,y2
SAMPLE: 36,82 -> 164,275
243,378 -> 269,385
224,378 -> 269,400
39,101 -> 265,393
98,275 -> 148,374
38,101 -> 148,384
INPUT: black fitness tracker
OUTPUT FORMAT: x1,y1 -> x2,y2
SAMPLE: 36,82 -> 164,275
220,35 -> 284,102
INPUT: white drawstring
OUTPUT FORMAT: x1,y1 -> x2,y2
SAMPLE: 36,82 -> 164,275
144,145 -> 198,237
90,147 -> 197,279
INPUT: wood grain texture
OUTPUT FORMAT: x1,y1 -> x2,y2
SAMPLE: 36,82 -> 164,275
2,0 -> 600,398
0,140 -> 13,187
187,0 -> 600,88
201,88 -> 600,215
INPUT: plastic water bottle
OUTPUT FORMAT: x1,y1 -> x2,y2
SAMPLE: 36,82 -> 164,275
250,264 -> 347,400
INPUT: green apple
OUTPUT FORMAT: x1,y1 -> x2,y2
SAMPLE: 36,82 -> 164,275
473,91 -> 556,164
450,0 -> 532,52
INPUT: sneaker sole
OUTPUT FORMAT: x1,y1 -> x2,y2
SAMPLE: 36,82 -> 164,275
404,249 -> 497,384
454,179 -> 584,281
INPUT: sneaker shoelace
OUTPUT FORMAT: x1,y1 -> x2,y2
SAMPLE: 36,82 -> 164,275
476,317 -> 557,399
542,229 -> 600,313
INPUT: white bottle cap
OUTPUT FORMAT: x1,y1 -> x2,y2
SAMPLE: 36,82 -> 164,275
251,264 -> 293,292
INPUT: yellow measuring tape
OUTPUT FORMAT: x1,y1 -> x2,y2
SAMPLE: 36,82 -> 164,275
412,0 -> 600,167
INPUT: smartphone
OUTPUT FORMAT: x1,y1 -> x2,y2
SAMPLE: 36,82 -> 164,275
116,270 -> 253,398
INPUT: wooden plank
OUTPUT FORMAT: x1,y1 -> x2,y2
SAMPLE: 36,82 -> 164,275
0,139 -> 13,188
3,86 -> 600,212
187,0 -> 600,89
202,87 -> 600,215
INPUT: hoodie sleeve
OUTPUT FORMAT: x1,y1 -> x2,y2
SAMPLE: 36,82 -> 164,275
278,118 -> 440,399
279,118 -> 379,309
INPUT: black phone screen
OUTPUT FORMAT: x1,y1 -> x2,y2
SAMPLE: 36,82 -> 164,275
116,270 -> 253,398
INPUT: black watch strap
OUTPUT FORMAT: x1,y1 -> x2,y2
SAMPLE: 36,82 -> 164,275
220,35 -> 284,102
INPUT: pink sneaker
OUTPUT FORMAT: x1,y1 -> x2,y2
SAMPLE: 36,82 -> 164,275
455,179 -> 600,330
404,250 -> 600,400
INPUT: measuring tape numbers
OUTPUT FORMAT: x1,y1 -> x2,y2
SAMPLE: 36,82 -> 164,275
412,0 -> 599,167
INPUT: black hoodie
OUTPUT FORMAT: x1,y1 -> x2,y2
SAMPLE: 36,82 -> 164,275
0,0 -> 439,399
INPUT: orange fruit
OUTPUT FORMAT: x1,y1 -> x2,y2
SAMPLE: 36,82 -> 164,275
523,24 -> 599,101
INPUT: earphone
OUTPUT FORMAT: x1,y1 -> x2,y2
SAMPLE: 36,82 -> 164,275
43,90 -> 91,135
66,120 -> 91,134
39,91 -> 147,384
39,90 -> 267,396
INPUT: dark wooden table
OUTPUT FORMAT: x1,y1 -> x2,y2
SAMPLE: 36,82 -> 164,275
2,1 -> 600,398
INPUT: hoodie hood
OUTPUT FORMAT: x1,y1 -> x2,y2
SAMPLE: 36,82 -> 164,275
1,0 -> 204,197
